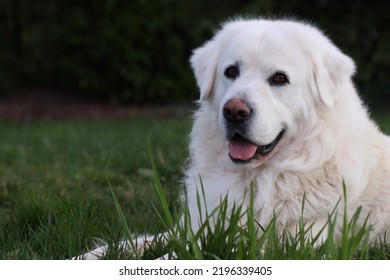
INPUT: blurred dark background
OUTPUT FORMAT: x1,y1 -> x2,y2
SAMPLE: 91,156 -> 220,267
0,0 -> 389,113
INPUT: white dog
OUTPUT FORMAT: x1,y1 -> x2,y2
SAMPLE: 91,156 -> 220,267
77,18 -> 390,259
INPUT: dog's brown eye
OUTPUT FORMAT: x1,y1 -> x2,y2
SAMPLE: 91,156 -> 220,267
224,66 -> 239,79
269,72 -> 288,85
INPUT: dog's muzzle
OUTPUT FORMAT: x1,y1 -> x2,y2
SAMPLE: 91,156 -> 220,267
223,98 -> 285,163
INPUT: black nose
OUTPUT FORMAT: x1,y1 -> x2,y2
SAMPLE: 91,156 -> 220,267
223,99 -> 253,123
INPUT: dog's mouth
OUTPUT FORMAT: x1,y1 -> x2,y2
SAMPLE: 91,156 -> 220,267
228,129 -> 285,164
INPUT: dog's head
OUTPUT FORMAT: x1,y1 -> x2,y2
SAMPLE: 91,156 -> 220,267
190,19 -> 355,167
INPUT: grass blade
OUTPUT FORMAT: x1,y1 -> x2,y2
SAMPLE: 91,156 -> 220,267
107,179 -> 140,259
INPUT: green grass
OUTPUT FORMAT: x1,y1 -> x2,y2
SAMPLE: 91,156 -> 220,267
0,118 -> 190,259
0,114 -> 389,260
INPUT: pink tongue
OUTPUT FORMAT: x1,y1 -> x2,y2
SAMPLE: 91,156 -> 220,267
228,139 -> 258,161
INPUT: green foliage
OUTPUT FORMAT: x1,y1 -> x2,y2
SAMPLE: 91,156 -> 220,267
0,0 -> 389,107
0,0 -> 212,104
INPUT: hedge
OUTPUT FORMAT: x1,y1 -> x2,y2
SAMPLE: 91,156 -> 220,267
0,0 -> 389,108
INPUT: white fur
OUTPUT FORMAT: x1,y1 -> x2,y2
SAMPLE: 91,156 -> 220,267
187,18 -> 390,241
75,18 -> 390,259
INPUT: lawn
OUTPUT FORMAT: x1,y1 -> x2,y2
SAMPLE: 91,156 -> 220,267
0,118 -> 190,259
0,114 -> 389,260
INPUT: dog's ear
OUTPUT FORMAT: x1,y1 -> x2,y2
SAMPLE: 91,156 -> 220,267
311,44 -> 355,107
190,40 -> 218,100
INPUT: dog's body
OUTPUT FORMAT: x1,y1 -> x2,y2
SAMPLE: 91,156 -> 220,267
186,18 -> 390,241
77,18 -> 390,259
